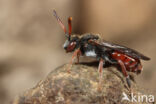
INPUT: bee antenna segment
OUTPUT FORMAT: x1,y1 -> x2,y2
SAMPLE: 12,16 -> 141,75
68,17 -> 72,36
53,10 -> 67,34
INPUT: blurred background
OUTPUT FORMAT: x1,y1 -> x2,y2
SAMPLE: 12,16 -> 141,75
0,0 -> 155,103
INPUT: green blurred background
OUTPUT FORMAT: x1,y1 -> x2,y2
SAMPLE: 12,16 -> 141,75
0,0 -> 155,103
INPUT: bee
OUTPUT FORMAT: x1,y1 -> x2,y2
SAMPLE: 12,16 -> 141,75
53,10 -> 150,90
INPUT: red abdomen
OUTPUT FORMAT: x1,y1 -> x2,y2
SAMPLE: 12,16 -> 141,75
111,51 -> 142,74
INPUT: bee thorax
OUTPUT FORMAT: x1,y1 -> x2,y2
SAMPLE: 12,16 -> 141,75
85,50 -> 97,57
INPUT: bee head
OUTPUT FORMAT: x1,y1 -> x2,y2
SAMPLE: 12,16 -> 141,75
63,35 -> 80,52
53,10 -> 80,52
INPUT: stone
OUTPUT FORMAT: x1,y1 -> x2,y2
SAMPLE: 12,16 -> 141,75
12,62 -> 148,104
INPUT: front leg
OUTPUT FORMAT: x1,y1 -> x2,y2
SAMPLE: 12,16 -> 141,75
76,50 -> 81,64
67,49 -> 81,73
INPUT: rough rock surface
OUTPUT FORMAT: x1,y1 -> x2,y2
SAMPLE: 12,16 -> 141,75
12,62 -> 149,104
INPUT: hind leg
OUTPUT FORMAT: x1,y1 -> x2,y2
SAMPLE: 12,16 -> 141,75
117,60 -> 131,91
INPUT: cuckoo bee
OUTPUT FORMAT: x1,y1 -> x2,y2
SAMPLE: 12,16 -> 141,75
53,10 -> 150,90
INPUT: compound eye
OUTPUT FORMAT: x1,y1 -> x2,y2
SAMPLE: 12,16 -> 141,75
66,42 -> 76,52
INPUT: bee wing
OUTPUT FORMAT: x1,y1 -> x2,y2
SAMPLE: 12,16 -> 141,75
89,39 -> 150,61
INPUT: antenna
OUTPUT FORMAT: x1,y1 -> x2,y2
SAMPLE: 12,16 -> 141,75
68,17 -> 72,36
53,10 -> 67,34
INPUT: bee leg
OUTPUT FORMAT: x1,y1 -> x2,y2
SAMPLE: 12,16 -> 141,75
104,55 -> 117,64
75,50 -> 81,64
67,49 -> 81,73
97,58 -> 104,91
117,60 -> 132,93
